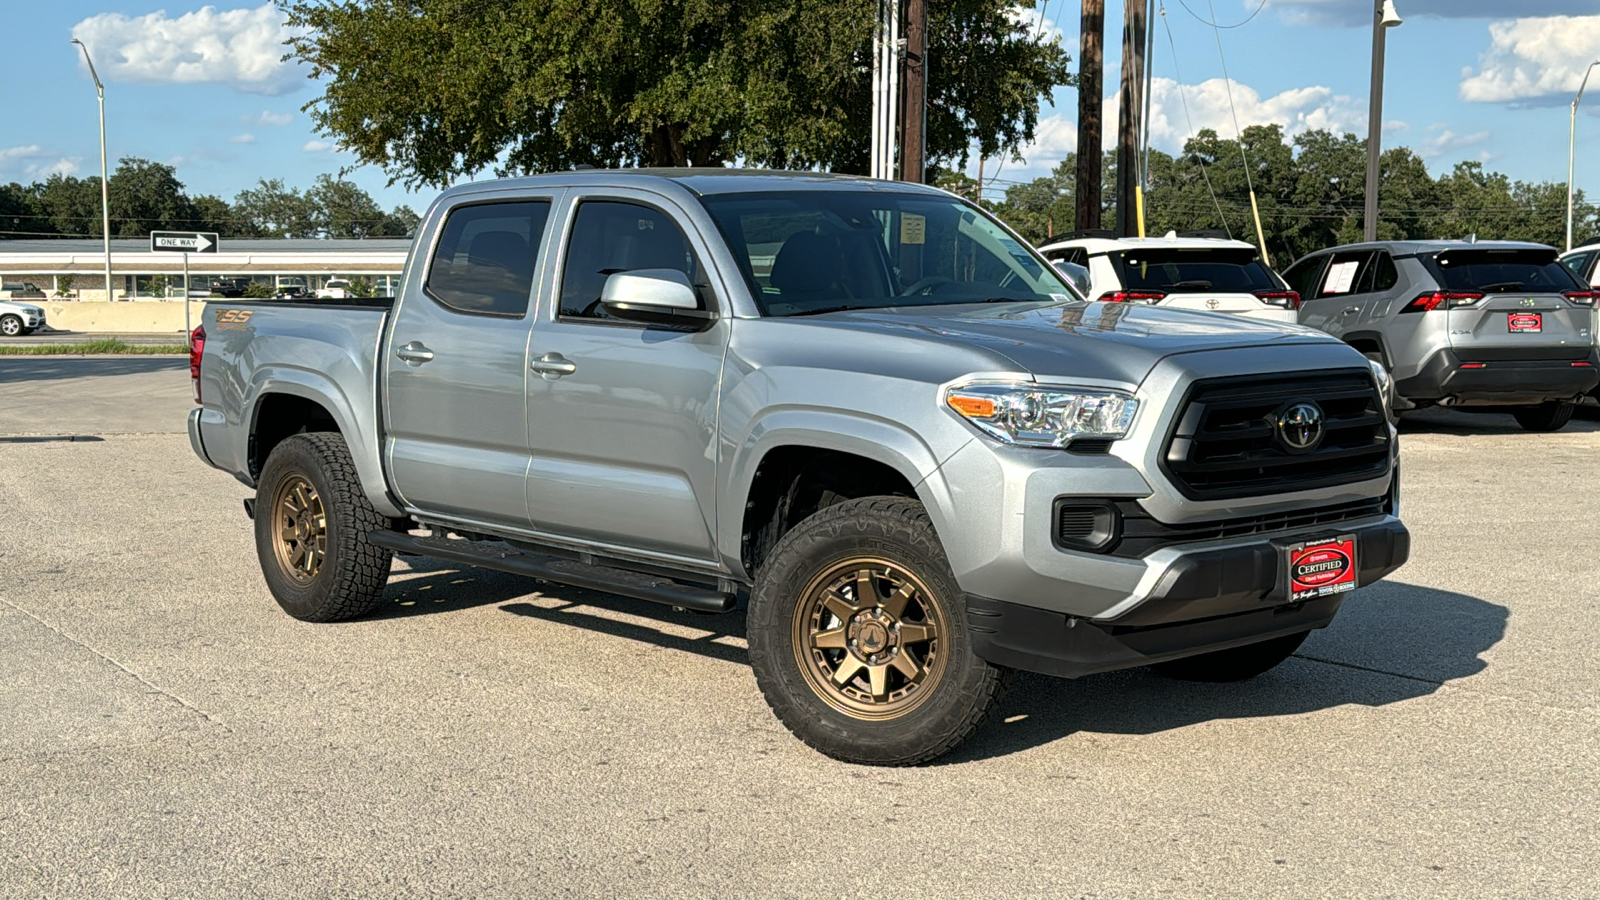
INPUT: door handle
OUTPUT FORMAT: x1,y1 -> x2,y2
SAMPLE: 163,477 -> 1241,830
395,341 -> 435,365
530,352 -> 578,379
1343,306 -> 1362,316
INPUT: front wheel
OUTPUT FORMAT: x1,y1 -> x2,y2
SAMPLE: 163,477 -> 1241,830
254,432 -> 392,622
1512,401 -> 1575,433
1148,631 -> 1310,682
747,497 -> 1010,766
0,315 -> 21,337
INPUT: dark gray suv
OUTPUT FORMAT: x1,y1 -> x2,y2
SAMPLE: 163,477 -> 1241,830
1282,240 -> 1600,431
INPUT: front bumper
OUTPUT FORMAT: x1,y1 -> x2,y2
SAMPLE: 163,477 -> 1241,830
966,515 -> 1409,678
1394,347 -> 1599,405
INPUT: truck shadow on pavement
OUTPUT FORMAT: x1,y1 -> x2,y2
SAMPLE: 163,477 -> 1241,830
0,357 -> 186,383
1397,406 -> 1600,435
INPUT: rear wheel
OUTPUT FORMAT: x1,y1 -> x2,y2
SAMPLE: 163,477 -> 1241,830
255,432 -> 392,621
747,497 -> 1010,765
1149,631 -> 1309,682
1512,401 -> 1575,433
0,315 -> 21,337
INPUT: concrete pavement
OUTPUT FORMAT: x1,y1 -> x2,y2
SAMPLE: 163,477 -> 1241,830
1,359 -> 1596,897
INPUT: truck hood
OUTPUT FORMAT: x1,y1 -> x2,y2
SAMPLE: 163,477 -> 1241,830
799,300 -> 1337,386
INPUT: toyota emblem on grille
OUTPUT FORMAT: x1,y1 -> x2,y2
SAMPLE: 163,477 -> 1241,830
1277,401 -> 1324,452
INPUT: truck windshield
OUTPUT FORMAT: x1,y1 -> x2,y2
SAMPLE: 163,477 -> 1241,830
1111,248 -> 1279,293
699,191 -> 1080,316
1428,248 -> 1583,293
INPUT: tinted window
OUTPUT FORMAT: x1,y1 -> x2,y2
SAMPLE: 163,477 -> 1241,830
559,201 -> 704,319
1112,248 -> 1279,293
701,192 -> 1077,316
1358,251 -> 1399,293
1428,249 -> 1583,293
1045,246 -> 1088,267
425,201 -> 549,316
1561,251 -> 1596,286
1282,256 -> 1327,299
1315,251 -> 1374,298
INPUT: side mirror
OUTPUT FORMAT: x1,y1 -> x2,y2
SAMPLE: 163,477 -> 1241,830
600,269 -> 714,325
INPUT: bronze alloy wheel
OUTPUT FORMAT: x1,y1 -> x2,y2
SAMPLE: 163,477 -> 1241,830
790,557 -> 949,720
271,474 -> 327,584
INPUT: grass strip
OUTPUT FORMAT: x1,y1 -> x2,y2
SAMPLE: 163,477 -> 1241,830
0,339 -> 188,355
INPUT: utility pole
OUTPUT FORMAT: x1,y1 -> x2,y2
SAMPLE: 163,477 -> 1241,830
868,0 -> 901,180
899,0 -> 929,183
1075,0 -> 1105,231
1363,0 -> 1402,241
1114,0 -> 1147,237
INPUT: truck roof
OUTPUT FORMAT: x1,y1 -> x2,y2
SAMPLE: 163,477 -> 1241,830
438,168 -> 952,199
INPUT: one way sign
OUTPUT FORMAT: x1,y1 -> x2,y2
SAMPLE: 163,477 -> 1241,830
150,231 -> 219,253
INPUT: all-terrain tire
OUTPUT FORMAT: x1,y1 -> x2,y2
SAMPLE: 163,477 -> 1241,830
747,496 -> 1011,766
1149,631 -> 1310,682
0,315 -> 21,337
1512,401 -> 1575,433
254,432 -> 392,622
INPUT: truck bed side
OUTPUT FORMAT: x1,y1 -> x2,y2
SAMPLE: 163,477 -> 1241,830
191,298 -> 403,518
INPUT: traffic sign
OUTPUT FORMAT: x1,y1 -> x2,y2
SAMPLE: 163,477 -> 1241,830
150,231 -> 218,253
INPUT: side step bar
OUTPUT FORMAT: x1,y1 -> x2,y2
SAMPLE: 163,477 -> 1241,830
367,531 -> 737,614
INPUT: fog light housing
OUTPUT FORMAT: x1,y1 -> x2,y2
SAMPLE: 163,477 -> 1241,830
1053,500 -> 1121,553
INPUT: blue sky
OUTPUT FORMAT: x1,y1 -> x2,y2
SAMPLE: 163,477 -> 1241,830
2,1 -> 1598,218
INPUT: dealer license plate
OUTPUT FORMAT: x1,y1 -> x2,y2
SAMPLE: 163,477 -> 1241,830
1283,535 -> 1358,603
1508,312 -> 1542,333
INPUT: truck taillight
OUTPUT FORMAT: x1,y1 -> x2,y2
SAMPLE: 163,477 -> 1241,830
189,325 -> 206,404
1402,291 -> 1483,313
1099,290 -> 1166,304
1253,290 -> 1301,310
1564,290 -> 1598,306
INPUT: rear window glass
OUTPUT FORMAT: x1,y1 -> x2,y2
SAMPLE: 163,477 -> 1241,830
1429,249 -> 1582,294
1111,249 -> 1279,293
425,201 -> 551,316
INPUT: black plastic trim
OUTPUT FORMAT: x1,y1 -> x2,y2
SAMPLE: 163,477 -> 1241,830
1393,347 -> 1600,404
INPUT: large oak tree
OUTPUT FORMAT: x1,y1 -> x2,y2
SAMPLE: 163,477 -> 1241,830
281,0 -> 1073,187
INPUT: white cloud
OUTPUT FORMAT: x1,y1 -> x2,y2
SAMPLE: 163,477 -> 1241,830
29,158 -> 82,179
303,140 -> 335,153
0,146 -> 80,180
1460,15 -> 1600,104
70,4 -> 306,96
1419,125 -> 1491,158
230,133 -> 256,144
0,145 -> 43,161
246,110 -> 294,127
1008,4 -> 1065,44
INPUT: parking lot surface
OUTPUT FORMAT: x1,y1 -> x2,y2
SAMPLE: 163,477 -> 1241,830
2,357 -> 1597,897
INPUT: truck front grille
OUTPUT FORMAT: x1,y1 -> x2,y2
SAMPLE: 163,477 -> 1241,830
1162,369 -> 1390,500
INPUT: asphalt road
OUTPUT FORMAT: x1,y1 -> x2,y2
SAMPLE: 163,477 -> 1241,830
2,358 -> 1597,898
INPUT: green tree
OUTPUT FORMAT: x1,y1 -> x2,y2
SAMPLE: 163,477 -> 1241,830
191,194 -> 250,237
283,0 -> 1071,187
233,179 -> 321,238
308,174 -> 388,238
0,182 -> 42,238
33,174 -> 102,237
107,158 -> 197,237
379,204 -> 421,237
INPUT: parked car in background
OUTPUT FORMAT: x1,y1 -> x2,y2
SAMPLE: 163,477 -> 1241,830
0,295 -> 47,336
1558,238 -> 1600,286
1282,240 -> 1599,431
209,277 -> 252,298
0,281 -> 46,301
316,278 -> 353,300
1051,259 -> 1091,296
274,277 -> 312,299
1037,232 -> 1299,323
189,170 -> 1408,765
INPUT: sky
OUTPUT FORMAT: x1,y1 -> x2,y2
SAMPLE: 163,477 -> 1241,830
1,1 -> 1598,219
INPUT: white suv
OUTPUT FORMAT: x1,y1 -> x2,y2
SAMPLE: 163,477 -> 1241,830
1037,232 -> 1299,323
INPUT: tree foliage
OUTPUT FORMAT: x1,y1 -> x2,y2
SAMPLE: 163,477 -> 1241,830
989,126 -> 1600,265
282,0 -> 1073,187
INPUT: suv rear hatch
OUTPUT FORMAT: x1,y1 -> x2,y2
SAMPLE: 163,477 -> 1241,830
1421,248 -> 1596,361
1107,247 -> 1296,322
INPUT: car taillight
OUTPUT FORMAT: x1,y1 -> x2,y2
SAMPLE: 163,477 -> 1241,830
1099,290 -> 1166,304
189,325 -> 206,404
1253,290 -> 1301,310
1564,290 -> 1598,306
1402,291 -> 1484,313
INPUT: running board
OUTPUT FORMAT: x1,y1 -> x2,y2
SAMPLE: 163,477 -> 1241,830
367,531 -> 737,614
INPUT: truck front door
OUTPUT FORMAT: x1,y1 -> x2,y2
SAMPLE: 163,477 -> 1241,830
383,196 -> 555,529
523,192 -> 728,563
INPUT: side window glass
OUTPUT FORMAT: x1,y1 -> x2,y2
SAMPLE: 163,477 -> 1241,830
424,201 -> 549,316
560,201 -> 705,319
1317,251 -> 1373,298
1368,252 -> 1399,292
1562,252 -> 1594,285
1282,256 -> 1325,299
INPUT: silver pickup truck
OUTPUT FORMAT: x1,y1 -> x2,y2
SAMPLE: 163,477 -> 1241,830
189,170 -> 1409,765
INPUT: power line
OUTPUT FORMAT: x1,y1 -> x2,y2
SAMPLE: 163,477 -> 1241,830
1159,2 -> 1232,237
1174,0 -> 1268,29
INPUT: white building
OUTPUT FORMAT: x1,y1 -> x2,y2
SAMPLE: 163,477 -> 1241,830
0,238 -> 410,300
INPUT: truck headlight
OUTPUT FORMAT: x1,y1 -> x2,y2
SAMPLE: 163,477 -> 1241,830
1367,358 -> 1395,421
944,383 -> 1139,447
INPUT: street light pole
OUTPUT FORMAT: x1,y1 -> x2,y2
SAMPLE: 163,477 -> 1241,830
1567,60 -> 1600,252
1363,0 -> 1402,242
71,39 -> 114,302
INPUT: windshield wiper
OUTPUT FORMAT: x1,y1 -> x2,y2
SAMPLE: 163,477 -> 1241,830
786,304 -> 877,317
1167,279 -> 1214,291
1478,281 -> 1526,293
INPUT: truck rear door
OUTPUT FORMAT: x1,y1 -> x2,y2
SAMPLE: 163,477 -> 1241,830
382,195 -> 557,529
522,190 -> 728,562
1424,248 -> 1596,360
